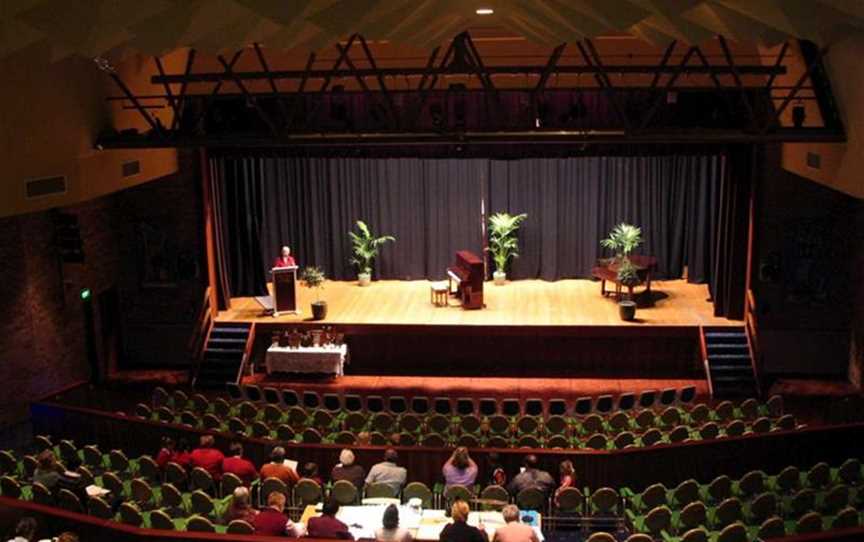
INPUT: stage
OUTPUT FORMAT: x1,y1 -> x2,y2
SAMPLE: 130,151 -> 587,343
218,278 -> 734,328
218,279 -> 736,382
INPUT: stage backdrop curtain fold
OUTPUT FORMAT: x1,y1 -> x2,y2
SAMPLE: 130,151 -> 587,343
710,146 -> 752,319
488,155 -> 723,281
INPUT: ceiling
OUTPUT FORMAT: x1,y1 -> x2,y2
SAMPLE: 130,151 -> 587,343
2,0 -> 864,61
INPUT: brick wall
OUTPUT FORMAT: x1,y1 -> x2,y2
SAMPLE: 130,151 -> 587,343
0,150 -> 204,427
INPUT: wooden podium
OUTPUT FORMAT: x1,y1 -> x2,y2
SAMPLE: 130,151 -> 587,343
271,266 -> 298,317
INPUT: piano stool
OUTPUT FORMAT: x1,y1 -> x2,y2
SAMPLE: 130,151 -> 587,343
430,283 -> 449,307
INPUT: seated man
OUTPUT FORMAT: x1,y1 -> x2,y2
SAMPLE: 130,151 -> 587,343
492,505 -> 539,542
222,442 -> 258,486
190,435 -> 225,480
507,455 -> 555,497
253,491 -> 302,537
307,498 -> 354,540
365,449 -> 407,496
260,446 -> 300,487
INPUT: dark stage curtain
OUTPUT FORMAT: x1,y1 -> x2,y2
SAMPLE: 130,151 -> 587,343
211,154 -> 729,300
709,146 -> 753,319
213,156 -> 485,294
488,155 -> 723,281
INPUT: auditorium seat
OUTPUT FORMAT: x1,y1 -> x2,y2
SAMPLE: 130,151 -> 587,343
302,390 -> 321,409
595,395 -> 614,414
456,397 -> 475,416
261,386 -> 280,405
280,389 -> 300,407
388,396 -> 408,414
525,398 -> 544,417
344,394 -> 363,412
638,390 -> 657,409
548,398 -> 567,416
479,398 -> 498,416
502,398 -> 521,417
410,396 -> 430,414
679,385 -> 697,405
574,396 -> 592,416
434,397 -> 453,415
366,395 -> 385,413
659,388 -> 677,407
613,393 -> 634,412
225,382 -> 243,401
243,384 -> 263,402
323,393 -> 342,412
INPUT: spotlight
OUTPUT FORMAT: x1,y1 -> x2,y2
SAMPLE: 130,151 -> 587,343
476,7 -> 494,15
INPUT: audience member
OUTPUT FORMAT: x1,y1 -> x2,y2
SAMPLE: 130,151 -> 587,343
222,442 -> 258,485
33,450 -> 62,492
485,452 -> 507,487
365,449 -> 407,495
553,460 -> 576,506
224,486 -> 258,524
173,439 -> 192,468
356,432 -> 371,446
491,506 -> 539,542
306,498 -> 354,540
6,517 -> 37,542
507,455 -> 554,497
155,437 -> 176,469
56,534 -> 79,542
302,462 -> 323,485
189,435 -> 224,479
375,504 -> 412,542
260,446 -> 299,487
253,491 -> 301,537
443,447 -> 478,488
331,449 -> 365,489
439,500 -> 487,542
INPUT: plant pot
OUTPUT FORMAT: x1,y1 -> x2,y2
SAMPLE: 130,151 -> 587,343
493,270 -> 507,285
358,273 -> 371,287
619,300 -> 637,321
311,301 -> 328,320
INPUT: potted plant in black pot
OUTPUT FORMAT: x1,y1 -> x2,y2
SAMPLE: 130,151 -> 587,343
616,259 -> 639,321
600,223 -> 643,321
300,266 -> 327,320
349,220 -> 396,287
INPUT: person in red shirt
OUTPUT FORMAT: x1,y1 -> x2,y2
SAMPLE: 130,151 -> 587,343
222,442 -> 258,486
190,435 -> 225,480
172,439 -> 192,469
307,498 -> 354,540
253,491 -> 301,537
155,436 -> 175,470
259,446 -> 299,487
273,246 -> 296,268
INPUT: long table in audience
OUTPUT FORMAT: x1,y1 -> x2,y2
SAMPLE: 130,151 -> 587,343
299,503 -> 543,541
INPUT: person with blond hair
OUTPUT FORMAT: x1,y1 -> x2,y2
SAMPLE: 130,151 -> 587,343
253,491 -> 301,537
224,486 -> 258,523
440,500 -> 487,542
331,449 -> 365,488
443,447 -> 478,488
492,506 -> 539,542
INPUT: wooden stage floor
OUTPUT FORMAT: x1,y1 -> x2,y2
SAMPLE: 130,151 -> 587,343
219,278 -> 736,328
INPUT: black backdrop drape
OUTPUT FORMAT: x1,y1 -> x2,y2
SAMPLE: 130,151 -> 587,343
211,153 -> 744,316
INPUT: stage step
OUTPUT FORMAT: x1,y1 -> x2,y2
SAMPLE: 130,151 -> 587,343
194,322 -> 252,389
702,326 -> 759,399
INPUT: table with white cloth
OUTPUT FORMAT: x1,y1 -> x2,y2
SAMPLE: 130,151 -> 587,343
300,504 -> 543,541
264,344 -> 348,376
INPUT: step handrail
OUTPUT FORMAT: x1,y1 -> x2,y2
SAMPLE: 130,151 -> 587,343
698,325 -> 714,398
744,289 -> 762,397
235,323 -> 257,385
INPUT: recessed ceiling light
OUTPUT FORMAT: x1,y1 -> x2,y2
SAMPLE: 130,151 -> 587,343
476,7 -> 494,15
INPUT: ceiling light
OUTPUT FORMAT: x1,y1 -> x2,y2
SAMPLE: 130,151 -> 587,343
476,8 -> 494,15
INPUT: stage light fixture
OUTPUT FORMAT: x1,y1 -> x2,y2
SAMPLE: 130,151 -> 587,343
80,288 -> 91,300
476,7 -> 494,15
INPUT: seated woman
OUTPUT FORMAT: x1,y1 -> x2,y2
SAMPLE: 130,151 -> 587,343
375,504 -> 412,542
442,447 -> 478,489
302,462 -> 324,486
440,501 -> 487,542
224,486 -> 258,524
33,450 -> 63,492
553,460 -> 576,506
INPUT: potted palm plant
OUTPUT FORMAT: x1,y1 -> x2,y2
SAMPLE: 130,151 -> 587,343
349,220 -> 396,286
488,212 -> 528,285
600,223 -> 643,321
300,266 -> 327,320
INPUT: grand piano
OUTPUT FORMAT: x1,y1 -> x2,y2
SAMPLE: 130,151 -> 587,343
447,250 -> 484,310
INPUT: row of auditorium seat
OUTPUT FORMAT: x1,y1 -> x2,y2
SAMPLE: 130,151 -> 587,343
214,383 -> 706,418
3,435 -> 864,542
135,396 -> 798,451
